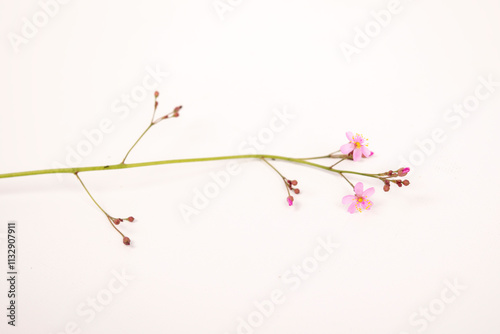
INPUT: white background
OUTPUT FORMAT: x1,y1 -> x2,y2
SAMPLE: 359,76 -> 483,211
1,0 -> 500,333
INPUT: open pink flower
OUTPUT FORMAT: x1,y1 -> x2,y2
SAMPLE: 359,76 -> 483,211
342,182 -> 374,214
340,132 -> 373,161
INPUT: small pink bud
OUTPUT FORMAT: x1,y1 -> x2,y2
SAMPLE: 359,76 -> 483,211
155,101 -> 158,108
402,180 -> 410,186
398,167 -> 410,177
112,218 -> 121,225
287,196 -> 294,206
174,105 -> 182,113
127,216 -> 135,222
396,180 -> 403,187
383,184 -> 390,192
154,91 -> 159,98
294,188 -> 300,194
123,237 -> 131,245
291,180 -> 298,186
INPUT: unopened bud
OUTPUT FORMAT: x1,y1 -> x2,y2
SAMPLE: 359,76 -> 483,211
123,237 -> 131,246
154,91 -> 159,98
294,188 -> 300,194
127,216 -> 135,222
398,167 -> 410,177
287,196 -> 294,206
402,180 -> 410,186
383,184 -> 390,192
291,180 -> 298,186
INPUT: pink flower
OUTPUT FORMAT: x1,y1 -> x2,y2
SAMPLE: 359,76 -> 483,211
287,196 -> 294,206
340,132 -> 373,161
342,182 -> 374,214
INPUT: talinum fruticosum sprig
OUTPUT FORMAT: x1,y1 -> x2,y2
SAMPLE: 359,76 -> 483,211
0,92 -> 411,246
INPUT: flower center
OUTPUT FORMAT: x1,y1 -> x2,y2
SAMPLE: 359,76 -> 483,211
355,142 -> 361,149
357,197 -> 363,203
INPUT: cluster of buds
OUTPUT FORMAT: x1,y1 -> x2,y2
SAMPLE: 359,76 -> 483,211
109,216 -> 135,245
111,216 -> 135,225
285,179 -> 299,206
152,91 -> 183,124
379,167 -> 411,192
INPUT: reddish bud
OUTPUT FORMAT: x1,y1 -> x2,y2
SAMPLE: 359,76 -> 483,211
112,218 -> 121,225
174,105 -> 182,113
287,196 -> 294,206
291,180 -> 298,186
173,112 -> 179,117
398,167 -> 410,177
154,91 -> 159,98
388,170 -> 393,176
396,180 -> 403,187
383,184 -> 390,192
123,237 -> 131,246
403,180 -> 410,186
155,101 -> 158,108
294,188 -> 300,194
127,216 -> 135,222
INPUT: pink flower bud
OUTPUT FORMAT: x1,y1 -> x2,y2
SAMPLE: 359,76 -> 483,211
127,216 -> 135,222
154,91 -> 159,98
294,188 -> 300,194
287,196 -> 294,206
123,237 -> 131,245
398,167 -> 410,176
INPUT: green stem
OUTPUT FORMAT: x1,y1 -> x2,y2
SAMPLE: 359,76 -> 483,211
74,172 -> 125,238
121,123 -> 154,164
0,154 -> 380,180
261,157 -> 291,197
74,172 -> 111,217
340,173 -> 354,189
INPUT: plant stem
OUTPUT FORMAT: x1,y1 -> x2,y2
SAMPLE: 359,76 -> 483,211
74,172 -> 124,237
121,123 -> 154,164
261,157 -> 287,179
74,172 -> 110,217
340,173 -> 354,189
296,155 -> 331,160
298,150 -> 341,160
261,158 -> 291,197
330,158 -> 345,169
0,154 -> 380,180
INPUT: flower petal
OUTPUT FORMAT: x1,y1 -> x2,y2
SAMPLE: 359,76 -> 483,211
354,182 -> 364,196
364,200 -> 373,210
361,146 -> 372,158
346,131 -> 354,141
342,195 -> 355,205
340,143 -> 355,154
353,148 -> 362,161
362,187 -> 375,198
347,202 -> 358,214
